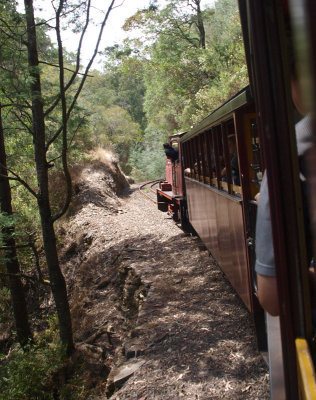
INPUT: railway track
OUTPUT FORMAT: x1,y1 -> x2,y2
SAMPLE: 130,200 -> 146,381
139,179 -> 161,204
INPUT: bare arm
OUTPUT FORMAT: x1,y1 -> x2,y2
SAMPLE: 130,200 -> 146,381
257,273 -> 280,316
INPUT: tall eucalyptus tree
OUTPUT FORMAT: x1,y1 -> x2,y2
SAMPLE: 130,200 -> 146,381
20,0 -> 115,353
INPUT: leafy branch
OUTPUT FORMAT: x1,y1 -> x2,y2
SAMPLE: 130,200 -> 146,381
0,163 -> 37,198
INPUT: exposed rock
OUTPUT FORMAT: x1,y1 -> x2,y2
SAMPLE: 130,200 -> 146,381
106,359 -> 146,396
112,359 -> 145,383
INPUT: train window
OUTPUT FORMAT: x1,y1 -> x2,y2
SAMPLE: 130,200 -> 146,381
220,123 -> 231,192
205,130 -> 216,187
200,133 -> 209,183
188,137 -> 199,180
193,137 -> 201,180
182,142 -> 189,176
197,136 -> 203,181
185,140 -> 195,179
184,122 -> 242,194
212,120 -> 241,195
217,129 -> 225,189
219,125 -> 229,192
212,126 -> 222,189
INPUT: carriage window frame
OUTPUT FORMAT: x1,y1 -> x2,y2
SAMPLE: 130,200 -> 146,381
205,130 -> 216,187
222,120 -> 240,194
192,136 -> 200,180
183,119 -> 242,195
212,126 -> 222,190
202,131 -> 211,184
196,136 -> 203,181
208,122 -> 242,196
221,123 -> 231,193
188,137 -> 198,180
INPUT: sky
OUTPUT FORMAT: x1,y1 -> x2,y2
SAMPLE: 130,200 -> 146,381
18,0 -> 216,69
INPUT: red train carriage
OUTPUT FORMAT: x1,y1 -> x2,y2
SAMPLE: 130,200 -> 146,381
181,87 -> 260,313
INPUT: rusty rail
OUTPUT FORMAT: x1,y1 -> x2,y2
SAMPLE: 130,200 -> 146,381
139,179 -> 162,204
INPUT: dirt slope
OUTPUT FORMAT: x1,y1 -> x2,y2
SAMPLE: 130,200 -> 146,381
60,158 -> 269,399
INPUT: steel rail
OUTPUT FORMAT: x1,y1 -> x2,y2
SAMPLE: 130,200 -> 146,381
139,179 -> 162,204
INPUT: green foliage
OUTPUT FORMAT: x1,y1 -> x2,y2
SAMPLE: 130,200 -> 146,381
77,0 -> 249,180
128,128 -> 166,181
85,47 -> 146,129
124,0 -> 248,134
81,60 -> 145,173
0,1 -> 93,276
87,104 -> 142,173
0,316 -> 86,400
0,212 -> 34,268
0,344 -> 63,400
1,0 -> 249,202
191,0 -> 249,120
0,212 -> 16,232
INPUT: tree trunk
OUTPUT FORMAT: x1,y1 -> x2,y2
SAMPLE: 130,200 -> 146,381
24,0 -> 74,354
194,0 -> 206,49
0,106 -> 32,347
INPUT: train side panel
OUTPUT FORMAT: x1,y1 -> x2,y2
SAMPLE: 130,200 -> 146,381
185,178 -> 252,310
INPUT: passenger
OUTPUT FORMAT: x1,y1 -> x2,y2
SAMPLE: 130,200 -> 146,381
163,143 -> 178,162
221,136 -> 240,185
229,137 -> 240,186
255,73 -> 314,316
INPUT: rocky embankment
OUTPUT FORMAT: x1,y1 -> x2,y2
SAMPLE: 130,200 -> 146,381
59,151 -> 269,399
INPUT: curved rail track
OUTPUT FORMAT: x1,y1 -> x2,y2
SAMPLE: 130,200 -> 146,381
139,179 -> 161,204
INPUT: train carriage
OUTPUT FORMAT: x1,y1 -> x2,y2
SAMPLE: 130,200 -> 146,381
181,87 -> 260,313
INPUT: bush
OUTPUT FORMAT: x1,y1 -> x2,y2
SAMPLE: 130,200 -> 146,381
0,316 -> 86,400
0,343 -> 65,400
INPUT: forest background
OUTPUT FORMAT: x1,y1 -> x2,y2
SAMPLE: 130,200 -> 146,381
0,0 -> 248,398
